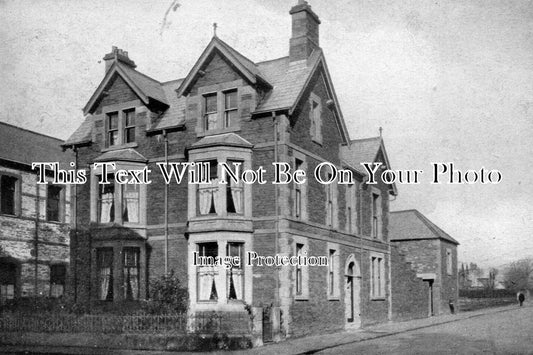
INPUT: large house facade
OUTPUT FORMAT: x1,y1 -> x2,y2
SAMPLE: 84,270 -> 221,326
65,1 -> 400,338
0,122 -> 72,303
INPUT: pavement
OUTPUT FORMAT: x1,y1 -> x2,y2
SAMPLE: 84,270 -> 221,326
0,303 -> 529,354
232,303 -> 530,355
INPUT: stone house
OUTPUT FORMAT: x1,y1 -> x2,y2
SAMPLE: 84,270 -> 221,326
389,209 -> 459,316
0,122 -> 72,303
62,1 -> 421,339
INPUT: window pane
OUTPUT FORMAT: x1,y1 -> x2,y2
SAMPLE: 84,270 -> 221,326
198,242 -> 218,301
125,110 -> 135,126
1,175 -> 17,215
47,186 -> 62,222
50,264 -> 66,298
97,248 -> 113,301
125,127 -> 135,143
122,183 -> 139,223
224,109 -> 238,128
205,94 -> 217,113
108,113 -> 118,129
98,178 -> 115,223
123,248 -> 140,300
224,90 -> 237,109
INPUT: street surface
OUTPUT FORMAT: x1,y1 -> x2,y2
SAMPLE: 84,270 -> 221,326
316,306 -> 533,355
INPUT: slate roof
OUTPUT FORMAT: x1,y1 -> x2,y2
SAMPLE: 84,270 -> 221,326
94,148 -> 147,163
69,37 -> 350,146
83,61 -> 168,115
389,210 -> 459,245
340,137 -> 382,174
0,121 -> 73,167
255,53 -> 318,113
189,133 -> 253,150
120,64 -> 168,105
148,79 -> 186,132
63,116 -> 93,147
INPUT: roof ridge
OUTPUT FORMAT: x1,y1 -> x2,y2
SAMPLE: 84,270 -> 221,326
0,120 -> 64,142
161,78 -> 185,85
215,36 -> 257,67
256,56 -> 289,65
118,62 -> 163,84
414,211 -> 459,244
350,136 -> 381,143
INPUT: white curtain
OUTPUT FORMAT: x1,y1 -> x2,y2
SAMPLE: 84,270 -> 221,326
230,178 -> 243,214
229,270 -> 243,300
100,267 -> 111,300
123,186 -> 139,223
198,267 -> 217,301
125,267 -> 139,300
199,179 -> 219,215
100,193 -> 114,223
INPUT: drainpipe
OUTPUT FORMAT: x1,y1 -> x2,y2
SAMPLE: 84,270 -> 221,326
34,175 -> 40,296
73,146 -> 78,302
273,112 -> 280,308
164,129 -> 169,275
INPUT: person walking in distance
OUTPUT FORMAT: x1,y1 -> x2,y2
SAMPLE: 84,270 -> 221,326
518,292 -> 525,307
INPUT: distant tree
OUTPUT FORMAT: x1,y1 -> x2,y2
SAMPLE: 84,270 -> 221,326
487,268 -> 498,290
469,262 -> 483,278
503,258 -> 533,291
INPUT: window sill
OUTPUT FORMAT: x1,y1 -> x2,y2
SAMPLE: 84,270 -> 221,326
327,296 -> 340,301
0,213 -> 21,218
295,295 -> 309,301
370,297 -> 386,301
197,126 -> 240,137
101,142 -> 139,152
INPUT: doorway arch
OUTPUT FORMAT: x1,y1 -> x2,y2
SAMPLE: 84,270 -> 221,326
345,254 -> 361,329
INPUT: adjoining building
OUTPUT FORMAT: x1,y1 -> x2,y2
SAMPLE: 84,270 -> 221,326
389,209 -> 459,316
0,121 -> 72,303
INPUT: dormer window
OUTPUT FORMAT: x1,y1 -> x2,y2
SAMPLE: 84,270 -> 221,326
200,87 -> 240,134
105,109 -> 136,147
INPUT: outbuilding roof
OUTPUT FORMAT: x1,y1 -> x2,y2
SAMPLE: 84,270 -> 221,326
389,209 -> 460,245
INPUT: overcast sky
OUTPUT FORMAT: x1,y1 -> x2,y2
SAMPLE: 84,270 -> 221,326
1,0 -> 532,271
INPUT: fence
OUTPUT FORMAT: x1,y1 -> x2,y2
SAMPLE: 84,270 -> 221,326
0,312 -> 252,335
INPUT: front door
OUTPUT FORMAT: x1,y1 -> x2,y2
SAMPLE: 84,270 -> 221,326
345,260 -> 361,328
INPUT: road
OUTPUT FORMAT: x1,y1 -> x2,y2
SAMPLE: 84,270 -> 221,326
316,306 -> 533,355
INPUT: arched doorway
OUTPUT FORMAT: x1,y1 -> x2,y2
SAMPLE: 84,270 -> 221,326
345,254 -> 361,329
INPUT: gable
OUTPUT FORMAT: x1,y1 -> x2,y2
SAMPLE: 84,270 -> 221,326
188,52 -> 243,95
93,74 -> 140,114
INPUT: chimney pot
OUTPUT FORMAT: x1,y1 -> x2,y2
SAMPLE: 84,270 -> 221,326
103,46 -> 136,74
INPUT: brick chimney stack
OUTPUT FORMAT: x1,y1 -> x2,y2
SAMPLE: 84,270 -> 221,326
289,0 -> 321,62
103,46 -> 137,73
